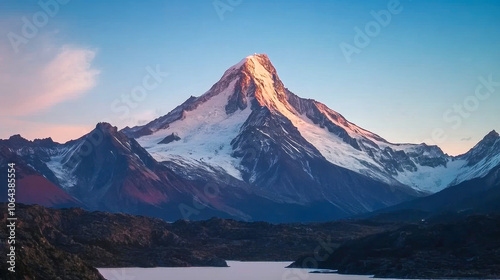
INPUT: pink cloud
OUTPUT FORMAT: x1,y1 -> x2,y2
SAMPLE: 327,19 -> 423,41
0,44 -> 99,117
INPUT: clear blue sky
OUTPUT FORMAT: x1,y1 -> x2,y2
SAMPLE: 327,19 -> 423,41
1,0 -> 499,155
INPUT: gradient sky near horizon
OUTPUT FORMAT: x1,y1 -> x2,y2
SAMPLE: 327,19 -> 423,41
1,0 -> 499,155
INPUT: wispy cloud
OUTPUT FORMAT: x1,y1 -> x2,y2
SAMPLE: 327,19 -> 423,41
0,44 -> 99,116
0,20 -> 100,141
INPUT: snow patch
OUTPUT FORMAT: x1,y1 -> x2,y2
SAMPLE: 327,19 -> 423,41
46,150 -> 78,190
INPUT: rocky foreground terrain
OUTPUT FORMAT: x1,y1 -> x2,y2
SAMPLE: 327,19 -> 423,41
0,203 -> 397,280
289,214 -> 500,279
2,203 -> 500,279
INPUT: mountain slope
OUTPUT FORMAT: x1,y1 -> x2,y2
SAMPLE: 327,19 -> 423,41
122,54 -> 422,218
123,54 -> 500,195
0,143 -> 80,208
0,124 -> 266,221
2,54 -> 499,222
1,125 -> 388,222
373,164 -> 500,217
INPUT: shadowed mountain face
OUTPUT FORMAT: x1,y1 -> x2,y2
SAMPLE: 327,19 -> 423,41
0,145 -> 79,207
0,122 -> 419,222
0,124 -> 265,221
1,54 -> 499,222
365,163 -> 500,220
122,54 -> 500,195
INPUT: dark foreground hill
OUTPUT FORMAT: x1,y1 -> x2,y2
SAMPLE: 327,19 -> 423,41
0,203 -> 397,280
0,204 -> 225,280
3,203 -> 499,279
289,214 -> 500,278
287,167 -> 500,279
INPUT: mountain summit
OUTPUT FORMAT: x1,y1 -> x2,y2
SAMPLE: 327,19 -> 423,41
2,54 -> 500,222
220,53 -> 291,114
117,54 -> 500,220
123,54 -> 498,195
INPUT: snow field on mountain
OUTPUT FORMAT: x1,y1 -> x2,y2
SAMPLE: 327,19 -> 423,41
129,54 -> 499,194
136,79 -> 251,180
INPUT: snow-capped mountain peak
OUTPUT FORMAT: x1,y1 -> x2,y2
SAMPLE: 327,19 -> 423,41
458,129 -> 500,167
122,54 -> 500,196
3,54 -> 500,222
211,53 -> 295,117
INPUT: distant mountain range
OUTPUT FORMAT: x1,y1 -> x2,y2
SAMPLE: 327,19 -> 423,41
1,54 -> 499,222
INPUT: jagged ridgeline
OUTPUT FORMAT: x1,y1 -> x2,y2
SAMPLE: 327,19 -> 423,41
1,54 -> 499,222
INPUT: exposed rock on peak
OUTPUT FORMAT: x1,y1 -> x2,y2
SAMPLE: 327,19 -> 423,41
460,130 -> 500,167
3,54 -> 500,223
158,133 -> 181,144
484,129 -> 499,140
114,54 -> 500,217
95,122 -> 117,132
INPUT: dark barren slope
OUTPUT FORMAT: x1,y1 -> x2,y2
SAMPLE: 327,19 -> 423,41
289,214 -> 500,279
0,203 -> 399,279
3,202 -> 500,279
372,164 -> 500,217
0,203 -> 227,279
287,165 -> 500,279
